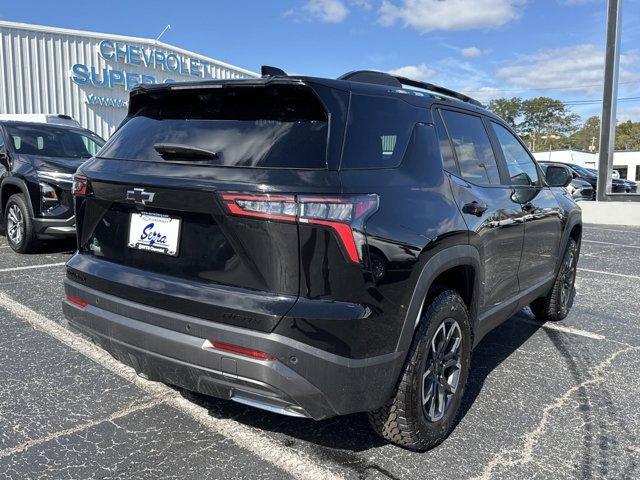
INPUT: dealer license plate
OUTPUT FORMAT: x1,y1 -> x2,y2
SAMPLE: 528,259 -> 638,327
127,212 -> 181,256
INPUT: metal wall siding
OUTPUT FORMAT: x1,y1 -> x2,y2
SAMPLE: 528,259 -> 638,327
0,23 -> 256,139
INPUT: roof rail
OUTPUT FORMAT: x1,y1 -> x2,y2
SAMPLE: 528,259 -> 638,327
338,70 -> 483,107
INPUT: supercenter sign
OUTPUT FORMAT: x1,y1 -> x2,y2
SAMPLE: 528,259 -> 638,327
71,39 -> 219,92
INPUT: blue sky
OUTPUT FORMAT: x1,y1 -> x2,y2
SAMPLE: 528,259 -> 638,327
3,0 -> 640,121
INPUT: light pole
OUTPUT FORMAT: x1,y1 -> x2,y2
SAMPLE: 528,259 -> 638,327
597,0 -> 623,201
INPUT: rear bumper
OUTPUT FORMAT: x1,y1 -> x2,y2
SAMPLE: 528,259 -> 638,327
34,215 -> 75,238
63,278 -> 404,420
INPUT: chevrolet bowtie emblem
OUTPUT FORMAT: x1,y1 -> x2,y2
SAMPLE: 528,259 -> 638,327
126,188 -> 156,205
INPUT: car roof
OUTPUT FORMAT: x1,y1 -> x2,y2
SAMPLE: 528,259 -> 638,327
129,74 -> 499,121
0,120 -> 94,134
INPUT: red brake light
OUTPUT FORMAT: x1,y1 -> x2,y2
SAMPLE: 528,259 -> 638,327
67,294 -> 88,309
72,175 -> 88,196
209,340 -> 275,361
219,192 -> 379,263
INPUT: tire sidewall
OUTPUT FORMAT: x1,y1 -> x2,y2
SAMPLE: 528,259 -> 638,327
412,292 -> 472,440
558,239 -> 578,316
4,194 -> 32,253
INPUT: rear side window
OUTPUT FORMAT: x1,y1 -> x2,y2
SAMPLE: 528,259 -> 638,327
99,85 -> 328,169
433,110 -> 458,174
441,110 -> 501,185
491,122 -> 539,187
341,94 -> 419,169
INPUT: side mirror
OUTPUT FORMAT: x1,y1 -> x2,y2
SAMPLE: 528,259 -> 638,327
545,165 -> 573,188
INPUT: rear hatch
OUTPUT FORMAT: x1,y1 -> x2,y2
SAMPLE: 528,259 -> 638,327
70,80 -> 347,332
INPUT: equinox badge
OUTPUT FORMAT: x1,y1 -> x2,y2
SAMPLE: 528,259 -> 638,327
126,188 -> 156,205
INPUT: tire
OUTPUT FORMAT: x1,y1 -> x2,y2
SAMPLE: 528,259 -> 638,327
4,193 -> 38,254
368,290 -> 472,451
530,238 -> 578,322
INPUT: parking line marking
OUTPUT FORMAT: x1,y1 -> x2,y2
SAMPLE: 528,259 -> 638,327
584,226 -> 640,234
581,240 -> 640,249
0,262 -> 66,273
579,268 -> 640,281
517,318 -> 605,340
0,293 -> 344,480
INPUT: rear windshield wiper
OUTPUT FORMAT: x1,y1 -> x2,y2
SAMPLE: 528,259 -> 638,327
153,143 -> 220,160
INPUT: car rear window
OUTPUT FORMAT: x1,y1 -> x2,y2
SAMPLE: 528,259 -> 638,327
98,84 -> 328,169
340,94 -> 421,169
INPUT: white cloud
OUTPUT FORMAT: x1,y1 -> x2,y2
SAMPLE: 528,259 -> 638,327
461,46 -> 483,57
304,0 -> 350,23
497,44 -> 640,95
379,0 -> 525,33
387,63 -> 436,81
618,106 -> 640,122
351,0 -> 373,9
563,0 -> 599,5
462,86 -> 505,104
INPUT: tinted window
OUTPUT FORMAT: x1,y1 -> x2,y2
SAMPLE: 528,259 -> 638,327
491,122 -> 539,186
434,110 -> 458,173
441,110 -> 500,185
341,94 -> 419,169
5,124 -> 104,159
99,85 -> 328,169
570,164 -> 596,178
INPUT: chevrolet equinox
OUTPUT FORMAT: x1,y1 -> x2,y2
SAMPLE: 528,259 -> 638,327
63,68 -> 581,451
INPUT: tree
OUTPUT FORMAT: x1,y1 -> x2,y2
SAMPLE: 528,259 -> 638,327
569,116 -> 600,152
615,120 -> 640,151
568,117 -> 640,152
520,97 -> 579,152
487,97 -> 522,131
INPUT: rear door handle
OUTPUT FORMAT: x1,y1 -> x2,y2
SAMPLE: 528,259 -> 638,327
462,201 -> 488,217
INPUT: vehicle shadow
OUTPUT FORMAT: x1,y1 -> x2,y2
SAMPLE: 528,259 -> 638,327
36,238 -> 77,254
179,309 -> 542,458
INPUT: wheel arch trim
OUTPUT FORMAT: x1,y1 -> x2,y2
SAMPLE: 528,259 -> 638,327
394,244 -> 481,354
0,177 -> 35,218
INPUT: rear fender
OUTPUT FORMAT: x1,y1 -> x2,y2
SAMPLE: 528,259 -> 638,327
394,244 -> 481,355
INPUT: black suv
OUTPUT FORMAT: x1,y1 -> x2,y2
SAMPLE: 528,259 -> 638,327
541,161 -> 634,196
0,121 -> 105,253
63,69 -> 581,451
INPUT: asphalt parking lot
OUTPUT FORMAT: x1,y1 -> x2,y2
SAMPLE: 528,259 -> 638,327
0,224 -> 639,480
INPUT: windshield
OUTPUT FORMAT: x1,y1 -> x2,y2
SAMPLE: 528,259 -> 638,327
98,85 -> 328,169
568,164 -> 596,177
5,124 -> 105,159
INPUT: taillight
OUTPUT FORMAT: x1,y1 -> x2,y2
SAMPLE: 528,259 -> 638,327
220,192 -> 379,263
66,294 -> 88,309
202,339 -> 275,361
72,174 -> 88,196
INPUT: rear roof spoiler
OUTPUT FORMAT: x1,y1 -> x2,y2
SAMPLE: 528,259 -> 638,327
338,70 -> 483,107
261,65 -> 287,77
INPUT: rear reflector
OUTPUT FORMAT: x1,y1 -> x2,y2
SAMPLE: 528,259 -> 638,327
219,192 -> 378,263
67,294 -> 88,309
207,339 -> 275,361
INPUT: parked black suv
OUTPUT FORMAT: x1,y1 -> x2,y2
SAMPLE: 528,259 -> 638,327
63,69 -> 581,451
540,161 -> 634,196
0,121 -> 105,253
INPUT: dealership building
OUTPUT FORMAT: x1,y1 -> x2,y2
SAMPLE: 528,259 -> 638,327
0,20 -> 257,139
